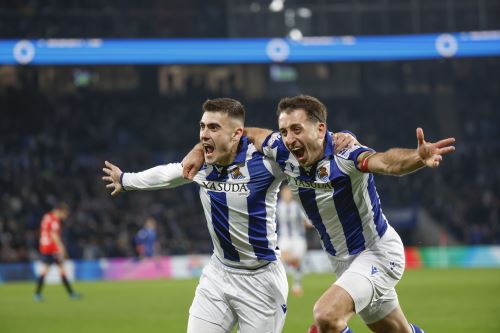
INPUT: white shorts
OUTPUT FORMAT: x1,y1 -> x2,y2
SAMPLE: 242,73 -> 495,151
278,236 -> 307,261
330,226 -> 406,324
189,255 -> 289,333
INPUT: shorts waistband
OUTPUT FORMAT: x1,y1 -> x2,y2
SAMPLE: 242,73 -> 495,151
212,255 -> 274,275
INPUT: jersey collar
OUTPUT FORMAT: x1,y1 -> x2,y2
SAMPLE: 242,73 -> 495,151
232,136 -> 248,165
323,131 -> 335,160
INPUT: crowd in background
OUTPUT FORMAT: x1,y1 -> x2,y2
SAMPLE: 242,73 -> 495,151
1,0 -> 499,262
1,59 -> 499,263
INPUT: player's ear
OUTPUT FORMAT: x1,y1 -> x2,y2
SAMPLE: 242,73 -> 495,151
233,127 -> 243,142
318,122 -> 326,135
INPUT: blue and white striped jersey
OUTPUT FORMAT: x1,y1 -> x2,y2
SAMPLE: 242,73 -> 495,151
122,137 -> 285,269
262,131 -> 389,260
276,200 -> 308,239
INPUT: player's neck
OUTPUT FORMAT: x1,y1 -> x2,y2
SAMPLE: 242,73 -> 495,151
215,141 -> 241,166
304,142 -> 325,167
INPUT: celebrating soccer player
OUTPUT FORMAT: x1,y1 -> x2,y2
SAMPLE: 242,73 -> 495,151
183,95 -> 455,333
103,98 -> 291,333
104,98 -> 356,333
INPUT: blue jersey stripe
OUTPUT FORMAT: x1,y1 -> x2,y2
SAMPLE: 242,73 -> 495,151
264,132 -> 290,169
246,154 -> 276,261
367,174 -> 388,238
298,187 -> 336,256
208,190 -> 240,262
330,160 -> 366,255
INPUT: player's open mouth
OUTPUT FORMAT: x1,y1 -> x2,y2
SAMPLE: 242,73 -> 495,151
203,144 -> 215,156
291,147 -> 305,161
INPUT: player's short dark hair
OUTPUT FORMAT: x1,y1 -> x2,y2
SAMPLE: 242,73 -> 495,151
202,98 -> 245,124
277,95 -> 327,123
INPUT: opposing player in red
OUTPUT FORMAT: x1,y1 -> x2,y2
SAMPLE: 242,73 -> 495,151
34,203 -> 80,301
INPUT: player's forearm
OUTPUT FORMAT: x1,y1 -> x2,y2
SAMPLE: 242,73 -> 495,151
51,233 -> 66,254
122,163 -> 190,190
188,143 -> 204,156
369,148 -> 425,176
244,127 -> 273,151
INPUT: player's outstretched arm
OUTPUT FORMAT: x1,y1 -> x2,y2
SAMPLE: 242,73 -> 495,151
244,127 -> 273,151
102,161 -> 123,196
245,127 -> 358,153
51,231 -> 67,260
104,161 -> 190,194
180,128 -> 360,180
360,127 -> 455,176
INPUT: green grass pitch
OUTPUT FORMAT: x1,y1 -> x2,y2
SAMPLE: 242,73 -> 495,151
1,268 -> 499,333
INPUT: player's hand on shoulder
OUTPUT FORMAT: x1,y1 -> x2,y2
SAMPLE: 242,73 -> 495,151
416,127 -> 455,168
182,145 -> 205,180
333,131 -> 359,154
102,160 -> 123,196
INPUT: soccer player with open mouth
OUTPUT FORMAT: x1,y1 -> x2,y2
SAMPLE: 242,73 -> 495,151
103,97 -> 356,333
184,94 -> 454,333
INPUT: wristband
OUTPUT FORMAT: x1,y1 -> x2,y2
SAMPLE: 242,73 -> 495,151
359,155 -> 372,173
119,172 -> 127,191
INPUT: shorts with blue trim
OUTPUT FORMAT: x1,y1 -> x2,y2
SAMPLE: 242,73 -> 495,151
330,226 -> 406,324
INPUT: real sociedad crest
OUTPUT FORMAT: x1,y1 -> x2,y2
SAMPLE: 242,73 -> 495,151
317,166 -> 329,182
230,167 -> 245,180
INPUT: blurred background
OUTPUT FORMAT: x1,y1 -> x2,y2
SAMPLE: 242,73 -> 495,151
0,0 -> 499,270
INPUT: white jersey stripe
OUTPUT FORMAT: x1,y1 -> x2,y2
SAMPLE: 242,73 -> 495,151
314,188 -> 349,255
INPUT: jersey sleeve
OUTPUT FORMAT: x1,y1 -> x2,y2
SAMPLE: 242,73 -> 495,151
335,143 -> 376,175
261,131 -> 290,167
121,163 -> 191,191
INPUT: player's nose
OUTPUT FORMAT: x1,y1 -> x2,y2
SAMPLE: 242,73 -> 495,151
285,132 -> 297,147
200,128 -> 210,140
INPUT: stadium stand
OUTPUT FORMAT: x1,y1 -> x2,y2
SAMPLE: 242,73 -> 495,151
1,0 -> 499,262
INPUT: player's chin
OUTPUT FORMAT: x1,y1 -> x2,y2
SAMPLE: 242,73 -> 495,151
204,152 -> 216,164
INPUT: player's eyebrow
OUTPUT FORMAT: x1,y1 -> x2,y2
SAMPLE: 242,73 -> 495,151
279,122 -> 301,131
200,121 -> 221,128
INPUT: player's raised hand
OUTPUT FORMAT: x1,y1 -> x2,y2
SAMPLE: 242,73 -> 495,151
416,127 -> 455,168
102,161 -> 123,196
333,132 -> 359,153
182,144 -> 205,180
